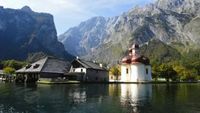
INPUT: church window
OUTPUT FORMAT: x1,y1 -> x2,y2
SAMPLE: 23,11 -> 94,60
146,68 -> 148,74
126,68 -> 129,74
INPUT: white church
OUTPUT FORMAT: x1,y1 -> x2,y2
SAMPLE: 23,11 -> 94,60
120,44 -> 152,82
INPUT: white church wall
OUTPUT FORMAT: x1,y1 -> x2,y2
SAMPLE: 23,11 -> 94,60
145,65 -> 152,81
121,63 -> 152,82
131,63 -> 146,82
121,64 -> 131,82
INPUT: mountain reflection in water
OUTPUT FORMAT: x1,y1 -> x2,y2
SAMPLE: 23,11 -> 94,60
0,83 -> 200,113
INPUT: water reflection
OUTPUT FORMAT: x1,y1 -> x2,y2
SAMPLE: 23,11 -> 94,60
68,90 -> 86,103
120,84 -> 152,113
121,84 -> 152,101
0,83 -> 200,113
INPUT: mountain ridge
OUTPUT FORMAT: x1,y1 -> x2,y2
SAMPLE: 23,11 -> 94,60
0,6 -> 74,61
59,0 -> 200,65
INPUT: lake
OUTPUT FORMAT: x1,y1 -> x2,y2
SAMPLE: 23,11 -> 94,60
0,83 -> 200,113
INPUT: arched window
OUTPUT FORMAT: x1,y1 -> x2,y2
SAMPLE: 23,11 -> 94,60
126,68 -> 129,74
146,68 -> 148,74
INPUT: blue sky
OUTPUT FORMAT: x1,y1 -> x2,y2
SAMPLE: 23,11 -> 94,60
1,0 -> 154,34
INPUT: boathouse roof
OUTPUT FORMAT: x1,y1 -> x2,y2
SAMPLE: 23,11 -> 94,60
16,57 -> 71,74
71,59 -> 107,71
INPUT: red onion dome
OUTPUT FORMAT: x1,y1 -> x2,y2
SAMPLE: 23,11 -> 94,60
131,56 -> 140,63
131,53 -> 141,62
131,56 -> 150,65
122,56 -> 131,64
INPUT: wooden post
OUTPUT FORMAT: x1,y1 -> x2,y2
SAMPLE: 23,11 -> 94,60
24,74 -> 27,83
38,74 -> 40,81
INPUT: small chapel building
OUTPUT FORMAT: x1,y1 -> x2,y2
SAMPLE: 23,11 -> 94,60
121,44 -> 152,82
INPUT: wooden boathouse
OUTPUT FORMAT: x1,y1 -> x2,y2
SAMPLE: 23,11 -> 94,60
16,57 -> 71,83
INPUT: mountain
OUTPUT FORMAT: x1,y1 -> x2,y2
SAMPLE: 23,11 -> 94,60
0,6 -> 74,61
58,17 -> 108,56
59,0 -> 200,65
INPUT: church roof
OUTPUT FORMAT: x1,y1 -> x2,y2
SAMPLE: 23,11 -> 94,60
71,59 -> 107,71
122,44 -> 150,65
16,57 -> 71,74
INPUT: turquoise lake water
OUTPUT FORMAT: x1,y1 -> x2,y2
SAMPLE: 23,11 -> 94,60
0,83 -> 200,113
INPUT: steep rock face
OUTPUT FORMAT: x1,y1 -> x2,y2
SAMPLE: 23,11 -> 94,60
156,0 -> 200,14
59,17 -> 108,56
0,6 -> 73,60
59,0 -> 200,64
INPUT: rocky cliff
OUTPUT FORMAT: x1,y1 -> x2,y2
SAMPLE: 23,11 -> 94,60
0,6 -> 73,61
59,0 -> 200,65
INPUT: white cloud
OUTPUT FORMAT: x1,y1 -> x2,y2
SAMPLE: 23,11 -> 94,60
0,0 -> 154,34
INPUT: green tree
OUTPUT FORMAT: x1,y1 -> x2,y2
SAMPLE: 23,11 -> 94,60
2,60 -> 27,70
192,61 -> 200,75
152,64 -> 159,81
3,67 -> 15,75
159,64 -> 177,82
109,65 -> 121,80
174,64 -> 198,81
180,69 -> 198,81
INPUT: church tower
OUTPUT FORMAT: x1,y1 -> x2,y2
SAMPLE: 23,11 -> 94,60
121,43 -> 152,82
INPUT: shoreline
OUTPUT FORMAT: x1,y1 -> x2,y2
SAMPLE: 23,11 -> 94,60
36,80 -> 200,84
1,80 -> 199,84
